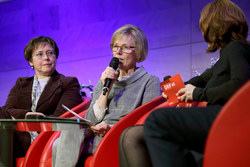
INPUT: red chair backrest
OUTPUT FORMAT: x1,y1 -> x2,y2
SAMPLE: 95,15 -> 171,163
203,80 -> 250,167
135,101 -> 170,125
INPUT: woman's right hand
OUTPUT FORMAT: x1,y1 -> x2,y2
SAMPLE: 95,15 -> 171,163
101,66 -> 118,85
96,66 -> 119,108
91,121 -> 113,137
177,84 -> 195,102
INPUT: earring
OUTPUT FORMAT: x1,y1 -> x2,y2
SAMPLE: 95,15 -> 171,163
31,66 -> 34,69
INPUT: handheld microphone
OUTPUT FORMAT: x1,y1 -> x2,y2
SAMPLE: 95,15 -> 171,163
163,75 -> 171,81
103,57 -> 119,95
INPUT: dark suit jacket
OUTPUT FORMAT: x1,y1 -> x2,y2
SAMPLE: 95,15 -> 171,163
2,70 -> 83,157
3,70 -> 82,119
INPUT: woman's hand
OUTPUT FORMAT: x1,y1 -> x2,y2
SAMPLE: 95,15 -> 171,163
162,92 -> 168,99
101,66 -> 118,85
25,112 -> 46,119
97,66 -> 118,109
177,84 -> 196,102
91,121 -> 113,137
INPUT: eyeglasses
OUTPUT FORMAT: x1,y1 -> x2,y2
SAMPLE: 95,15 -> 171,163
34,51 -> 56,59
110,45 -> 136,53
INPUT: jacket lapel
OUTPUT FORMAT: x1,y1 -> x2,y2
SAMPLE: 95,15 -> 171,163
19,77 -> 33,109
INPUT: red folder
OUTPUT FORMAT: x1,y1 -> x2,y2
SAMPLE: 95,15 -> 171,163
160,74 -> 199,107
160,73 -> 185,106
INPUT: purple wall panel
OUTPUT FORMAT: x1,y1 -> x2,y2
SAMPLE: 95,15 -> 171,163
145,45 -> 192,81
0,0 -> 249,106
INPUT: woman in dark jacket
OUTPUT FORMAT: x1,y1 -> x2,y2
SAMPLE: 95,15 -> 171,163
1,36 -> 82,158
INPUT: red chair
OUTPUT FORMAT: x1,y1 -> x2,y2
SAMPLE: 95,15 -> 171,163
84,95 -> 166,167
39,109 -> 88,167
203,80 -> 250,167
16,97 -> 92,167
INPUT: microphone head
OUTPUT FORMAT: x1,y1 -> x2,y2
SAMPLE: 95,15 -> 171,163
163,75 -> 171,81
109,57 -> 119,70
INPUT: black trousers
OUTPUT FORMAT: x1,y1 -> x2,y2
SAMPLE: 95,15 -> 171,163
144,105 -> 221,167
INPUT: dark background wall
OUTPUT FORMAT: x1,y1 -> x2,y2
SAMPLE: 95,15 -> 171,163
0,0 -> 249,105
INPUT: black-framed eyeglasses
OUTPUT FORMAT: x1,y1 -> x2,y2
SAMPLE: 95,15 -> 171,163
34,50 -> 56,59
110,45 -> 136,53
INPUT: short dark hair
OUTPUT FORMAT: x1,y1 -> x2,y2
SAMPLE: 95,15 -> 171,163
199,0 -> 248,52
24,36 -> 59,62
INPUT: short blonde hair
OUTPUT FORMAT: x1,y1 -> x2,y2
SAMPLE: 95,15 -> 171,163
111,24 -> 148,62
199,0 -> 248,52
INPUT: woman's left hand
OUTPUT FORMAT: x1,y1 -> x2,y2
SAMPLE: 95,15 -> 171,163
91,121 -> 113,137
25,112 -> 46,118
177,84 -> 196,102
